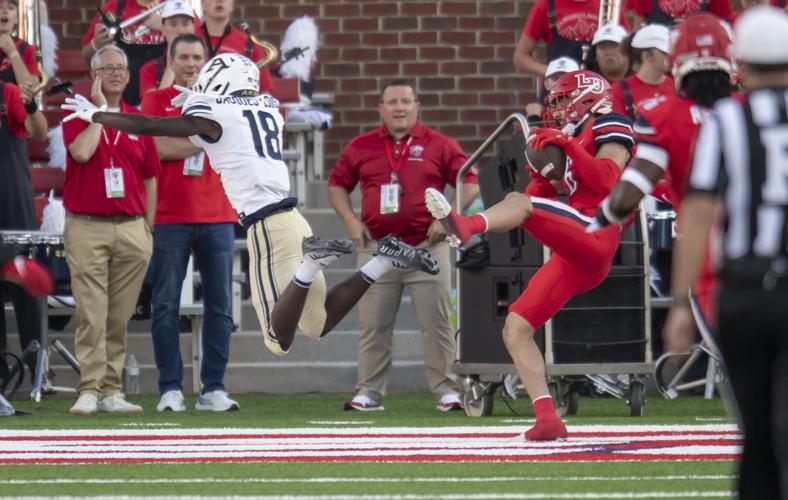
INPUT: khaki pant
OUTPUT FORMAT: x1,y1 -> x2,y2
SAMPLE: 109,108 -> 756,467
356,240 -> 458,402
64,215 -> 152,397
247,209 -> 327,339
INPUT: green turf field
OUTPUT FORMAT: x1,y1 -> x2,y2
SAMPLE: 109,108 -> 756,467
0,390 -> 738,498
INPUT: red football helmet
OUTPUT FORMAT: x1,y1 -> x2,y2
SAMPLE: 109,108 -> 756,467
544,70 -> 612,131
670,13 -> 734,88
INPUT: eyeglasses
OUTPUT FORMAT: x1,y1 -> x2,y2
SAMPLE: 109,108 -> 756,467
95,65 -> 128,75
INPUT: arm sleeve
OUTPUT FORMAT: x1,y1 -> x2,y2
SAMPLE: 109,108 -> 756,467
61,113 -> 90,159
522,0 -> 549,41
138,62 -> 157,100
592,113 -> 636,153
142,136 -> 161,179
444,137 -> 475,187
182,93 -> 215,119
140,91 -> 162,117
327,143 -> 359,191
20,43 -> 41,77
4,84 -> 28,137
610,83 -> 627,117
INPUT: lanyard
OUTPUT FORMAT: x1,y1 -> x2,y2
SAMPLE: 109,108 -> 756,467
102,127 -> 122,167
202,23 -> 231,59
384,136 -> 413,176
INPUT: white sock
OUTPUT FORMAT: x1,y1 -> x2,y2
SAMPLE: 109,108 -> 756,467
293,258 -> 321,288
479,213 -> 490,232
358,255 -> 394,284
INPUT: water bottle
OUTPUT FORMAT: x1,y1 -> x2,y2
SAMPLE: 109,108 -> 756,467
124,354 -> 140,394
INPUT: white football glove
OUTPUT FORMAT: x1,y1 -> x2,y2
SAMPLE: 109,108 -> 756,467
61,94 -> 107,123
170,85 -> 194,108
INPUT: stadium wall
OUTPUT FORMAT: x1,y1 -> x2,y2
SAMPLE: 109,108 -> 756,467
48,0 -> 537,167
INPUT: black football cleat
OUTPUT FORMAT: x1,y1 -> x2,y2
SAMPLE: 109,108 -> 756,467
376,235 -> 440,275
302,236 -> 354,267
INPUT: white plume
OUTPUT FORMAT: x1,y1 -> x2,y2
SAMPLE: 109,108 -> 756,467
279,16 -> 319,82
40,23 -> 58,78
47,124 -> 66,170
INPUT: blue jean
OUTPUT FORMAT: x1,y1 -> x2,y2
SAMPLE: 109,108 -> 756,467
151,223 -> 234,394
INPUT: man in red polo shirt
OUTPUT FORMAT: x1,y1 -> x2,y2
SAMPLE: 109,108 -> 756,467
62,45 -> 159,415
198,0 -> 273,92
328,80 -> 480,412
140,34 -> 239,413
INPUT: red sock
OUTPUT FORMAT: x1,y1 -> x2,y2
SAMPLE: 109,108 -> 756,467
465,214 -> 488,234
532,396 -> 558,421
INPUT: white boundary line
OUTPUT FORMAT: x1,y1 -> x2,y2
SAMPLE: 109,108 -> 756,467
27,493 -> 734,499
0,475 -> 737,485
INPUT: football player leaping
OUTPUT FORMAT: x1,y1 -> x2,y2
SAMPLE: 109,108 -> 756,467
425,70 -> 634,441
62,53 -> 439,356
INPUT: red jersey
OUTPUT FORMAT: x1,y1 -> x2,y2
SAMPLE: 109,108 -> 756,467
62,103 -> 160,216
0,38 -> 41,84
630,0 -> 732,21
562,113 -> 636,215
328,122 -> 477,246
199,25 -> 274,92
83,0 -> 165,47
523,0 -> 629,44
611,74 -> 675,120
140,86 -> 236,225
1,83 -> 28,137
631,95 -> 704,203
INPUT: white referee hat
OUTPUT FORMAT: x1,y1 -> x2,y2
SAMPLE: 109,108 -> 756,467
733,5 -> 788,64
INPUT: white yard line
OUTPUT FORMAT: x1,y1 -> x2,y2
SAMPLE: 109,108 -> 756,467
27,493 -> 734,499
0,475 -> 736,485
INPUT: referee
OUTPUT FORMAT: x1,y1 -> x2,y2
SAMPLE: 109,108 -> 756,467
663,6 -> 788,499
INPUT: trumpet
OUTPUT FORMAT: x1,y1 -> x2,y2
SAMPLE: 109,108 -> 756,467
581,0 -> 622,69
97,1 -> 167,39
240,22 -> 278,69
17,0 -> 48,98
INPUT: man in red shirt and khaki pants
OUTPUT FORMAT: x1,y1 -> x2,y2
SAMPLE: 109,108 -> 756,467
63,45 -> 159,415
328,80 -> 480,412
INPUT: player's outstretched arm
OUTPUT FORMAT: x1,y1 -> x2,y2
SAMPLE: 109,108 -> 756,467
93,112 -> 219,139
62,94 -> 220,140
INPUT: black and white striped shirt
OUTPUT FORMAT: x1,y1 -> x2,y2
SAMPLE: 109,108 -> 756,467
689,88 -> 788,262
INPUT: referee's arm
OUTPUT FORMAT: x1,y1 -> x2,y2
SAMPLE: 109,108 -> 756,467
663,114 -> 722,353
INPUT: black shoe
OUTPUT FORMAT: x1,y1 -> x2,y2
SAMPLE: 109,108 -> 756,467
376,235 -> 439,275
302,236 -> 354,266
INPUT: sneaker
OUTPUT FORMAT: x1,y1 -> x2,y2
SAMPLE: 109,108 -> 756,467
156,390 -> 186,412
302,236 -> 354,267
376,235 -> 439,275
343,394 -> 384,412
436,393 -> 464,412
195,390 -> 239,411
524,417 -> 568,441
97,393 -> 143,413
424,187 -> 471,246
68,393 -> 97,415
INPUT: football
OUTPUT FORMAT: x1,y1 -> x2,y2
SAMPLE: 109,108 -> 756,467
525,143 -> 567,181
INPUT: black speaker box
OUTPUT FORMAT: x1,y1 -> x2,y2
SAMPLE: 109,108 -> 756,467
458,266 -> 544,364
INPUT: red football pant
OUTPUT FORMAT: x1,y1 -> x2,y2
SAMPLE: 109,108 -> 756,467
508,197 -> 621,329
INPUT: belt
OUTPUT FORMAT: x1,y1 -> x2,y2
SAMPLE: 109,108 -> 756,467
240,197 -> 297,228
67,212 -> 143,223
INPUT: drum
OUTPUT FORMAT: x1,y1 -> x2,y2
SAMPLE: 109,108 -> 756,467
2,231 -> 70,295
647,211 -> 677,251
